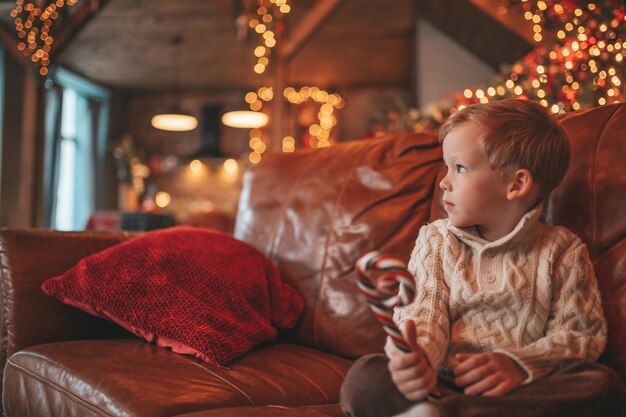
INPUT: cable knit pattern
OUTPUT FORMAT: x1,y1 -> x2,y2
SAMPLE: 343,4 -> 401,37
385,206 -> 607,384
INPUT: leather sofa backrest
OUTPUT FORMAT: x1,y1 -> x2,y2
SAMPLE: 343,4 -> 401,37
235,132 -> 443,358
547,104 -> 626,380
236,103 -> 626,383
0,230 -> 134,368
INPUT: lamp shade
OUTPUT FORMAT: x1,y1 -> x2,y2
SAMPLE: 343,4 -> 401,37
151,113 -> 198,132
221,111 -> 269,129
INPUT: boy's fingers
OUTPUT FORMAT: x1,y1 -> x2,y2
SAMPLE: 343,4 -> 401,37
392,358 -> 430,384
404,387 -> 431,402
400,320 -> 418,350
389,351 -> 426,371
454,353 -> 486,375
455,353 -> 472,362
482,381 -> 515,397
400,320 -> 428,359
463,374 -> 501,396
454,364 -> 491,387
400,370 -> 437,400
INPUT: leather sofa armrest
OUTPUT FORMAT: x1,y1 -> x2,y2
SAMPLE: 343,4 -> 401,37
0,229 -> 137,367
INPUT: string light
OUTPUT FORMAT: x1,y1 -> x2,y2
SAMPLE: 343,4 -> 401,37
496,0 -> 626,110
282,136 -> 296,153
246,0 -> 291,75
283,86 -> 343,149
248,128 -> 267,164
11,0 -> 79,76
446,0 -> 624,116
372,0 -> 625,132
241,1 -> 346,162
241,0 -> 346,161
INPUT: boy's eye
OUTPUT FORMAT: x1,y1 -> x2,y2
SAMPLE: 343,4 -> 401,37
456,164 -> 466,173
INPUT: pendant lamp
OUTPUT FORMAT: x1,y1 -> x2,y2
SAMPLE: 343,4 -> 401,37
151,112 -> 198,131
151,35 -> 198,132
221,111 -> 269,129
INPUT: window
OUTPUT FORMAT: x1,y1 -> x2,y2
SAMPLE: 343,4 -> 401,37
44,67 -> 110,230
54,89 -> 78,230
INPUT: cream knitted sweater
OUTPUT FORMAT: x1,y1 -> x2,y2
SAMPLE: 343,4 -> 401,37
385,206 -> 607,384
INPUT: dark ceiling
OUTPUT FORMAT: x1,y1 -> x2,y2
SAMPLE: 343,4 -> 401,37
0,0 -> 532,92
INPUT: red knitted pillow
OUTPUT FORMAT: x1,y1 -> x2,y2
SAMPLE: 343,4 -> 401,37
41,226 -> 304,366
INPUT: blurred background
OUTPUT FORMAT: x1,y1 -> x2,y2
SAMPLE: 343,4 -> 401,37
0,0 -> 623,233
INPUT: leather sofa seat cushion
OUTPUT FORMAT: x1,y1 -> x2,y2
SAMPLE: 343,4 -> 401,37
173,404 -> 345,416
3,340 -> 351,417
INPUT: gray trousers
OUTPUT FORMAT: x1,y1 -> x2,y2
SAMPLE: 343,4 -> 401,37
340,354 -> 625,417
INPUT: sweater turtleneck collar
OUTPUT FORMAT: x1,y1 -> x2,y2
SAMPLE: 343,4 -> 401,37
446,204 -> 544,251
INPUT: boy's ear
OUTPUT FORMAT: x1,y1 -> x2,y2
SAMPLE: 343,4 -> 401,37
507,169 -> 535,200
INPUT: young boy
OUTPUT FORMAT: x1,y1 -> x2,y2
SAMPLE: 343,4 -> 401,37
340,99 -> 625,417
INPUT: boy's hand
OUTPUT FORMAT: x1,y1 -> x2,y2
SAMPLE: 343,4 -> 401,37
387,320 -> 437,401
453,352 -> 527,396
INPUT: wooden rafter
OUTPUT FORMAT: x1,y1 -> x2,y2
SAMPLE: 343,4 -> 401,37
468,0 -> 540,46
418,0 -> 534,69
50,0 -> 112,58
277,0 -> 344,60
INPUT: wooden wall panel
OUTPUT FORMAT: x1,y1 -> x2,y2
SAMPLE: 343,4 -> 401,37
0,54 -> 40,228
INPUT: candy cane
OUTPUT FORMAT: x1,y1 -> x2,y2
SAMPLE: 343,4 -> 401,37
355,251 -> 416,353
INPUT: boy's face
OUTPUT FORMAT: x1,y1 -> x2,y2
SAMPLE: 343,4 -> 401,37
439,122 -> 514,236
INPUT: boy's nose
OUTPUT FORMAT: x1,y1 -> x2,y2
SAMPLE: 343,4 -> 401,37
439,176 -> 449,191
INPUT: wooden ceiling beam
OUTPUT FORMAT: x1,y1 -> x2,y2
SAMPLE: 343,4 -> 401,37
50,0 -> 112,58
467,0 -> 540,46
277,0 -> 344,60
418,0 -> 534,69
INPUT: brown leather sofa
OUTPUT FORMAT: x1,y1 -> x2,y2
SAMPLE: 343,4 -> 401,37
1,103 -> 624,416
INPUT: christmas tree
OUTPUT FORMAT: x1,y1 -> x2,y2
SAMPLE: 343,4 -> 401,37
376,0 -> 626,133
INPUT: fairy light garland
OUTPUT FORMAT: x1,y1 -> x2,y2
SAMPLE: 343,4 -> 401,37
244,88 -> 274,163
372,0 -> 625,134
243,0 -> 287,163
283,86 -> 344,149
247,127 -> 266,164
457,0 -> 625,114
243,1 -> 345,163
500,0 -> 626,113
248,0 -> 291,75
11,0 -> 79,76
243,85 -> 344,162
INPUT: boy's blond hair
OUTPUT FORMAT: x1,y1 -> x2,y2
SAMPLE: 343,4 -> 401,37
438,98 -> 570,199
